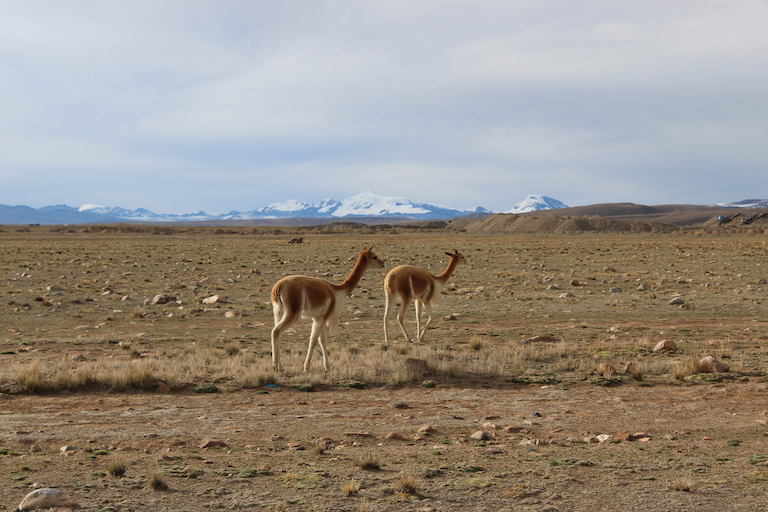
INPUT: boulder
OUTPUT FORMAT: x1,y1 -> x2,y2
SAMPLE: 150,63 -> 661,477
652,340 -> 677,353
699,356 -> 730,373
19,488 -> 79,510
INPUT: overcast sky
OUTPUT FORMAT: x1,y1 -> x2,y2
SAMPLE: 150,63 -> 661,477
1,1 -> 767,214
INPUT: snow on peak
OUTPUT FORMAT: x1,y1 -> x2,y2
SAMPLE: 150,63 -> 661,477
79,204 -> 106,212
264,199 -> 312,212
507,195 -> 569,214
332,191 -> 430,217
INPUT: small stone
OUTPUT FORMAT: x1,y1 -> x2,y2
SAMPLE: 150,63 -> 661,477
199,438 -> 228,449
470,431 -> 491,441
667,297 -> 685,305
202,295 -> 221,304
385,432 -> 404,440
393,402 -> 410,409
699,356 -> 730,373
59,445 -> 76,452
653,339 -> 677,353
19,488 -> 79,510
417,425 -> 436,433
151,294 -> 176,305
596,434 -> 612,443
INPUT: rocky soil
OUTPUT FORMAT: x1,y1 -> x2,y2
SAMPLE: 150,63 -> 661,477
1,227 -> 768,511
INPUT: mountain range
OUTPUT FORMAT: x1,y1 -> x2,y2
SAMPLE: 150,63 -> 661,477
0,193 -> 765,225
0,192 -> 563,225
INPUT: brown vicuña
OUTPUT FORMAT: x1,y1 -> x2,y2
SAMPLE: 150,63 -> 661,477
270,246 -> 384,372
383,249 -> 466,343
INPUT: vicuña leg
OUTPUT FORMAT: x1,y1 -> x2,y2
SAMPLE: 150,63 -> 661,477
304,319 -> 329,372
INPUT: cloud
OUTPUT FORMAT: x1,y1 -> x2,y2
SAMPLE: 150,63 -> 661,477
1,1 -> 767,213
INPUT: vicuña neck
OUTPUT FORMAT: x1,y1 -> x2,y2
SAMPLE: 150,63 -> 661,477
335,251 -> 369,295
436,255 -> 461,283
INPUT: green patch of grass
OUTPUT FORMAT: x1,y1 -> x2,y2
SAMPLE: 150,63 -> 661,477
192,383 -> 219,393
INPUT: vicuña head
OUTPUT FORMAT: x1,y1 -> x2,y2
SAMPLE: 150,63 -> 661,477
383,249 -> 466,343
270,246 -> 384,372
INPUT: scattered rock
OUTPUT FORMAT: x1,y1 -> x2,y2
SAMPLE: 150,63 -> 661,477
150,294 -> 177,305
19,488 -> 79,510
393,401 -> 410,409
59,445 -> 76,453
699,356 -> 730,373
559,292 -> 575,298
470,431 -> 491,441
570,279 -> 581,286
199,438 -> 228,449
523,335 -> 557,343
202,295 -> 223,304
71,354 -> 87,361
667,297 -> 685,305
417,425 -> 436,434
653,339 -> 677,353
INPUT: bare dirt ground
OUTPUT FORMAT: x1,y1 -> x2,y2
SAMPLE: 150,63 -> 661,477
2,226 -> 768,511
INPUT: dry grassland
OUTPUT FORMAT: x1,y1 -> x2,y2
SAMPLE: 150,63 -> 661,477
1,226 -> 767,511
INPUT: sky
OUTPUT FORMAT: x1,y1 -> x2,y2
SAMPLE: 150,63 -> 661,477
1,1 -> 767,215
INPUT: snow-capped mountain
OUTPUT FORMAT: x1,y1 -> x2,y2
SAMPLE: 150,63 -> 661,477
506,194 -> 569,213
713,199 -> 768,209
0,192 -> 565,225
242,192 -> 487,220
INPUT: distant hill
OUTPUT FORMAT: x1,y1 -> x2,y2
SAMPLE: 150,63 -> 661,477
447,212 -> 677,234
528,203 -> 766,226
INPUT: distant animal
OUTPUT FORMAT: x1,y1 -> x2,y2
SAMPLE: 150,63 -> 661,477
270,246 -> 384,372
383,249 -> 466,343
288,237 -> 304,244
